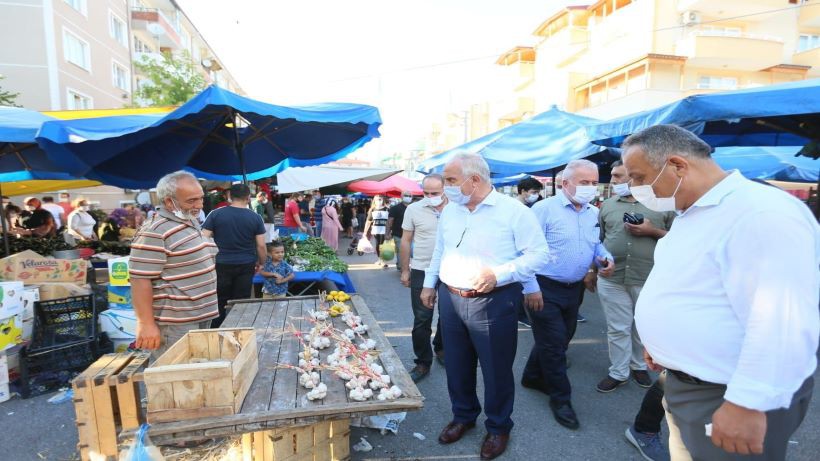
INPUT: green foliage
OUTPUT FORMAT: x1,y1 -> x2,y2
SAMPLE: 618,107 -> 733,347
280,236 -> 348,273
0,75 -> 20,107
0,236 -> 73,258
133,51 -> 206,107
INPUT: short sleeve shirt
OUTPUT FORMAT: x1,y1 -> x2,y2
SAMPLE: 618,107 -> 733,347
401,201 -> 440,270
128,208 -> 219,324
313,198 -> 327,226
202,206 -> 266,264
284,200 -> 300,227
262,258 -> 294,295
388,203 -> 407,238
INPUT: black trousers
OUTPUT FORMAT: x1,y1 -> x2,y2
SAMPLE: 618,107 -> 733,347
634,371 -> 666,434
213,262 -> 256,328
522,275 -> 584,404
410,269 -> 443,366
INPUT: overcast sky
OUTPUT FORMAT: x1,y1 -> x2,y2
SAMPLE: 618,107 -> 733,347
177,0 -> 573,159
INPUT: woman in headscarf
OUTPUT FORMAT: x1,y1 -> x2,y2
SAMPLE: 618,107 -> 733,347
320,199 -> 344,252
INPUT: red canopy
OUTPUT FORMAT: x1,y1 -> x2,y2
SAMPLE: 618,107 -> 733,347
348,174 -> 422,197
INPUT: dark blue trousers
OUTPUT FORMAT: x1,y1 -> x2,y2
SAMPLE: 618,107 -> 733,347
438,282 -> 521,435
522,275 -> 584,404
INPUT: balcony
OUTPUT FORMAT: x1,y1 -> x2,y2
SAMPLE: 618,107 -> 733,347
799,1 -> 820,28
131,7 -> 182,49
537,26 -> 588,66
677,0 -> 787,21
495,96 -> 535,124
675,31 -> 784,71
793,47 -> 820,76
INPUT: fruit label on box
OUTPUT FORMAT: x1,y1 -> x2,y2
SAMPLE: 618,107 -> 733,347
108,257 -> 130,286
0,250 -> 87,284
0,313 -> 23,352
0,281 -> 23,317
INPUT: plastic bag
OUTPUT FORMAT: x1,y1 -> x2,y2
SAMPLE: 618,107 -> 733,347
379,239 -> 396,261
357,237 -> 374,254
119,424 -> 165,461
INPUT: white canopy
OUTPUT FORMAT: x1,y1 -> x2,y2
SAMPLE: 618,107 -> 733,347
275,166 -> 400,194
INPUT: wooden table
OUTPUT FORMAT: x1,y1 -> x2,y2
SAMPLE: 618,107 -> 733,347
140,295 -> 424,445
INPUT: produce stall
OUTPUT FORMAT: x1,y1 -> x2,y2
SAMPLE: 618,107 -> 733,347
125,294 -> 423,451
253,236 -> 355,295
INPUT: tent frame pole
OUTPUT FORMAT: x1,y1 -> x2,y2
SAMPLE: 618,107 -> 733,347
231,109 -> 248,184
0,182 -> 9,257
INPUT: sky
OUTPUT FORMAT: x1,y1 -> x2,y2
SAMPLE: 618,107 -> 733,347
177,0 -> 575,161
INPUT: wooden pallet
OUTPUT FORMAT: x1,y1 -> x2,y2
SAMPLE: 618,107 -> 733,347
241,419 -> 351,461
72,351 -> 150,461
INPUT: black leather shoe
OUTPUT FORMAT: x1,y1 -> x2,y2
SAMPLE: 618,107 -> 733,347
521,376 -> 549,395
550,400 -> 580,430
631,369 -> 653,388
409,364 -> 430,383
438,421 -> 476,444
480,433 -> 510,459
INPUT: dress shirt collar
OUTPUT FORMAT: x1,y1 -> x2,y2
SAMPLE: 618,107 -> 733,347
682,170 -> 743,216
456,188 -> 500,212
558,189 -> 591,212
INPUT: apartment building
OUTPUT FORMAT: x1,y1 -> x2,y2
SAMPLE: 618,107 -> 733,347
427,0 -> 819,155
0,0 -> 242,111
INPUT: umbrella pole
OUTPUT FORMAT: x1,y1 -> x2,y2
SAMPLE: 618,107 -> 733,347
232,109 -> 248,184
0,182 -> 9,257
551,168 -> 557,196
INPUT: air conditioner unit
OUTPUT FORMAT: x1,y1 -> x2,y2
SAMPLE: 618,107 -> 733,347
681,11 -> 701,26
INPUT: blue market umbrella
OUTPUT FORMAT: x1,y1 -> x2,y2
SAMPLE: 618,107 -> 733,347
38,85 -> 382,189
712,146 -> 818,183
0,107 -> 69,182
586,78 -> 820,152
417,106 -> 605,176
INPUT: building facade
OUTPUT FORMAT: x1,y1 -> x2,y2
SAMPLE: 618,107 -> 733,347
0,0 -> 242,111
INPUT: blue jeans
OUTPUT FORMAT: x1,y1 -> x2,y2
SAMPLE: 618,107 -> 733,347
438,282 -> 521,435
522,275 -> 584,404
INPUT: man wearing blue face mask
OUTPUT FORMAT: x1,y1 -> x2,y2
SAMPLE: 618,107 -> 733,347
523,159 -> 615,431
623,125 -> 818,461
421,154 -> 548,460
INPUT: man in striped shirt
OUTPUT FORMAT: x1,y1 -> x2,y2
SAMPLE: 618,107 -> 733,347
130,171 -> 219,358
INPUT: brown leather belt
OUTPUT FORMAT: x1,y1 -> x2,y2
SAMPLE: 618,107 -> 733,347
446,285 -> 491,298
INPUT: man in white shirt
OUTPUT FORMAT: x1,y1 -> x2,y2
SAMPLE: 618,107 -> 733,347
421,153 -> 548,460
400,174 -> 447,383
40,196 -> 65,229
623,125 -> 819,461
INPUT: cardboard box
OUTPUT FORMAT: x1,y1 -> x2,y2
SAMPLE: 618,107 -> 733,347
0,313 -> 23,351
107,285 -> 132,309
108,257 -> 130,286
36,282 -> 92,301
21,286 -> 39,320
0,352 -> 8,384
0,281 -> 23,318
0,250 -> 87,284
0,382 -> 9,403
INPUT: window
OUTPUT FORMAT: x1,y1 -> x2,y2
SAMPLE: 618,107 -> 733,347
697,76 -> 738,90
134,37 -> 153,54
63,29 -> 90,71
109,12 -> 127,47
64,0 -> 86,15
112,61 -> 130,91
66,89 -> 93,110
798,34 -> 820,52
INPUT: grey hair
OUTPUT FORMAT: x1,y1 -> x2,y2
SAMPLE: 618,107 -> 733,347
422,173 -> 444,187
156,170 -> 198,201
622,125 -> 712,169
562,159 -> 598,181
555,170 -> 563,180
450,153 -> 490,183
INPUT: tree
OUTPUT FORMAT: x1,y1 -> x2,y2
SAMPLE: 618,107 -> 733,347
0,75 -> 20,107
133,50 -> 206,107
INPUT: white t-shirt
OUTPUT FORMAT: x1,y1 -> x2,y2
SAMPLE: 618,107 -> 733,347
41,203 -> 64,228
68,210 -> 96,238
369,208 -> 389,235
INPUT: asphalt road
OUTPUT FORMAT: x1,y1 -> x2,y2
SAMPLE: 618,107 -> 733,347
1,249 -> 818,461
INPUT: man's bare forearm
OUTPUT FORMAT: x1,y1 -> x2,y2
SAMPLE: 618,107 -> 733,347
131,278 -> 157,325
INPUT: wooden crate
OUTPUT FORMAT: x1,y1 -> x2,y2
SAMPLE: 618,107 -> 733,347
144,327 -> 258,424
241,419 -> 351,461
72,351 -> 151,461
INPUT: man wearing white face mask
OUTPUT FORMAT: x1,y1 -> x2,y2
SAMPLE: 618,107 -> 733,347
400,176 -> 447,382
524,159 -> 615,431
594,160 -> 674,399
516,177 -> 543,208
623,125 -> 819,461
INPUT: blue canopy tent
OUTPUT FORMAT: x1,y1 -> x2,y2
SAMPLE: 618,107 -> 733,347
417,106 -> 605,176
585,78 -> 820,152
712,146 -> 818,183
37,85 -> 382,189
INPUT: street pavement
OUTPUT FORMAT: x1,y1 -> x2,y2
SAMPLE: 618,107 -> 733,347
1,248 -> 818,460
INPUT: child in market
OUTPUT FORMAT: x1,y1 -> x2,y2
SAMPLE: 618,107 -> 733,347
260,241 -> 295,298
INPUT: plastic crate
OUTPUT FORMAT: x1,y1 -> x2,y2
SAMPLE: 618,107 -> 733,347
31,295 -> 96,352
18,334 -> 112,398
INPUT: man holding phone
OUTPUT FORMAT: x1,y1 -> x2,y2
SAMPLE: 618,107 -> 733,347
523,159 -> 614,430
594,160 -> 675,395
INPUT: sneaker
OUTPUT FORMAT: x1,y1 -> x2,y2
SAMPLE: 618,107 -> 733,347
577,313 -> 587,323
518,319 -> 531,328
625,425 -> 670,461
596,376 -> 628,393
632,369 -> 653,388
409,364 -> 430,383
